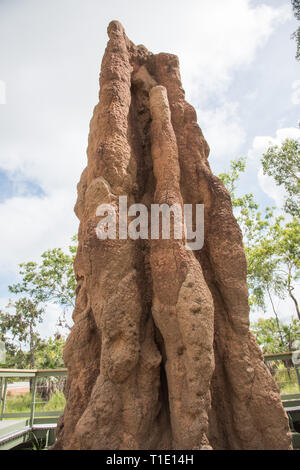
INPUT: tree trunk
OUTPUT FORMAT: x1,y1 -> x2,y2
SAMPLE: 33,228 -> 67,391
288,285 -> 300,321
29,324 -> 35,369
267,287 -> 285,346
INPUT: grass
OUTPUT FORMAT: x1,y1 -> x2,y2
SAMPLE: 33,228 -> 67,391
5,391 -> 66,414
273,363 -> 300,395
280,383 -> 299,395
4,365 -> 298,415
42,391 -> 66,411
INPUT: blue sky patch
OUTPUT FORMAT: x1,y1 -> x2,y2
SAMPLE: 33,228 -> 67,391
0,170 -> 45,203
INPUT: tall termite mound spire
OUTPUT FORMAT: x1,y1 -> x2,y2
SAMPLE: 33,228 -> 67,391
53,21 -> 292,450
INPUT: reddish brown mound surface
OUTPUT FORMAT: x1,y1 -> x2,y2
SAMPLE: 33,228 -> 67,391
53,21 -> 292,450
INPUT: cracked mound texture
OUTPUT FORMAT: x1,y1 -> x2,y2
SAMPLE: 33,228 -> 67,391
53,21 -> 292,450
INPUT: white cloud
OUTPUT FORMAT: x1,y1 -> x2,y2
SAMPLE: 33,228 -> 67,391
174,0 -> 291,101
196,101 -> 245,160
0,80 -> 6,105
0,0 -> 295,340
0,0 -> 292,267
257,167 -> 286,208
0,190 -> 78,276
248,127 -> 300,166
291,80 -> 300,105
248,126 -> 300,208
245,90 -> 258,102
41,303 -> 72,339
0,0 -> 291,193
0,297 -> 10,310
0,127 -> 87,194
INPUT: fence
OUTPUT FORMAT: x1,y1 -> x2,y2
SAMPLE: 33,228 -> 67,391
0,368 -> 67,449
0,353 -> 299,449
264,351 -> 300,395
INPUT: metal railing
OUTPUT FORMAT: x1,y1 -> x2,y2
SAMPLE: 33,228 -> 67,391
0,368 -> 67,449
264,351 -> 300,449
0,354 -> 299,449
263,351 -> 300,395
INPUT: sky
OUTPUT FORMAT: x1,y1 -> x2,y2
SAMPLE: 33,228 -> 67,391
0,0 -> 299,338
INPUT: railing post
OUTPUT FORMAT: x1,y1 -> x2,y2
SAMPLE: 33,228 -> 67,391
296,366 -> 300,393
0,377 -> 3,419
45,429 -> 50,449
29,374 -> 37,427
0,378 -> 7,421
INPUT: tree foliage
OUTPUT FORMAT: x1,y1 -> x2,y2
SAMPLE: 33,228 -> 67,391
9,236 -> 77,310
252,317 -> 300,354
35,334 -> 65,369
261,138 -> 300,217
219,158 -> 279,311
0,298 -> 44,368
219,155 -> 300,339
293,0 -> 300,20
292,0 -> 300,60
0,237 -> 76,368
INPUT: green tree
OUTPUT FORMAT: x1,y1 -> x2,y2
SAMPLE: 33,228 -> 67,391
261,138 -> 300,217
0,298 -> 44,368
10,237 -> 77,309
219,157 -> 270,247
245,228 -> 285,333
252,317 -> 300,354
292,0 -> 300,60
0,236 -> 77,368
219,158 -> 299,341
34,334 -> 66,400
0,336 -> 28,369
35,334 -> 65,369
270,217 -> 300,320
219,159 -> 280,310
9,236 -> 77,330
